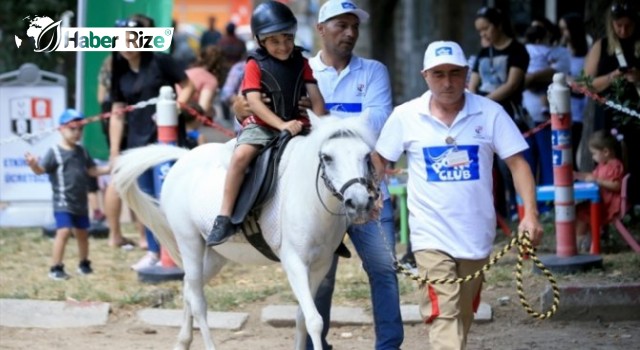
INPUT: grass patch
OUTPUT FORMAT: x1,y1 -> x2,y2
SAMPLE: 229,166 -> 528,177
0,226 -> 420,313
205,285 -> 282,311
117,290 -> 148,306
485,263 -> 516,286
1,222 -> 636,314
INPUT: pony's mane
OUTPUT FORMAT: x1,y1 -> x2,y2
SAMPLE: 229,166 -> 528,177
308,114 -> 376,150
282,113 -> 376,177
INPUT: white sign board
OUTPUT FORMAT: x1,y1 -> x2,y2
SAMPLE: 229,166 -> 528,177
0,86 -> 65,200
0,85 -> 65,226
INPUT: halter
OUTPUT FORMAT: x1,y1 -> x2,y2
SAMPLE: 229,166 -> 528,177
314,131 -> 380,216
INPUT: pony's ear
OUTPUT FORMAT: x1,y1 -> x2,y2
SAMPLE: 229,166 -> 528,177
308,109 -> 323,127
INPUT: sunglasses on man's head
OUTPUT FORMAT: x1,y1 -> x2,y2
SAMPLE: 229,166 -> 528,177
115,19 -> 144,28
611,2 -> 635,16
476,6 -> 501,17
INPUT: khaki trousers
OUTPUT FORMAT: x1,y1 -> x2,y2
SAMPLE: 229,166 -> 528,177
415,249 -> 489,350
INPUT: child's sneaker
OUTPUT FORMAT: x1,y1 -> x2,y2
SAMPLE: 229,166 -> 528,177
48,264 -> 70,281
77,260 -> 93,275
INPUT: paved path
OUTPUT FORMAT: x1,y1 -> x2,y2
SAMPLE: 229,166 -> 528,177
0,299 -> 492,329
6,281 -> 639,330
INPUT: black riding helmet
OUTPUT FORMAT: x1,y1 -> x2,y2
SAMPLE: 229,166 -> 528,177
250,1 -> 297,40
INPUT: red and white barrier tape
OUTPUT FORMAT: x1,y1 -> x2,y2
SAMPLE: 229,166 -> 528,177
522,119 -> 552,138
0,96 -> 239,146
177,102 -> 237,138
567,81 -> 640,119
0,97 -> 159,146
10,80 -> 632,147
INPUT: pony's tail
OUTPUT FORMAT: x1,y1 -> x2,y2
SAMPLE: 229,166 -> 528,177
112,144 -> 189,266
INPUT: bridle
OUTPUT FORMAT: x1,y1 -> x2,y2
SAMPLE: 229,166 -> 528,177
314,132 -> 380,216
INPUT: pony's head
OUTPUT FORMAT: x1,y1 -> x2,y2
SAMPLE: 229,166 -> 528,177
308,109 -> 379,224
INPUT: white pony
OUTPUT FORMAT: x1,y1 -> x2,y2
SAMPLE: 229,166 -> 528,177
113,112 -> 378,350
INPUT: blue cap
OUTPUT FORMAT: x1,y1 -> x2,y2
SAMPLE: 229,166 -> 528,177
59,109 -> 84,125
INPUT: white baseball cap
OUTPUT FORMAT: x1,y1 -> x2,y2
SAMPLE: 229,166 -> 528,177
318,0 -> 369,23
422,41 -> 468,72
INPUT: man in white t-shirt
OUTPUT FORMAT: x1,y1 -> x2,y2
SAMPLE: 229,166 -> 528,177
372,41 -> 543,350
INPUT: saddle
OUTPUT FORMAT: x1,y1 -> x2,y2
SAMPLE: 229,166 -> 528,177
230,131 -> 293,262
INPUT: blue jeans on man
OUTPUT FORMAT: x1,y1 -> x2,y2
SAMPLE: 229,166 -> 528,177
531,122 -> 554,185
307,199 -> 403,350
530,123 -> 553,214
137,167 -> 160,255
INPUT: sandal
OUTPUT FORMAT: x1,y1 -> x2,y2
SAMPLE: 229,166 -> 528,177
111,237 -> 136,250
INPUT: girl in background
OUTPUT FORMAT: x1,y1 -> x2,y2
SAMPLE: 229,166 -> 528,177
574,130 -> 625,252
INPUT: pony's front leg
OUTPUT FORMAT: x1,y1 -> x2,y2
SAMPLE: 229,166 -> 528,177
295,307 -> 307,349
280,253 -> 326,350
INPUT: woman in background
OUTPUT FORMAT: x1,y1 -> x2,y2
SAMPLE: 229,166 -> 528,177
109,14 -> 194,270
584,1 -> 639,207
176,45 -> 225,118
558,13 -> 590,167
469,6 -> 532,220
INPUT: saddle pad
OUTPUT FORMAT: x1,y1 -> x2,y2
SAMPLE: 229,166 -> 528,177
231,131 -> 292,225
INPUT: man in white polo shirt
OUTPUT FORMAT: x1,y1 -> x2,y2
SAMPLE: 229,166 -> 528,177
308,1 -> 402,349
372,41 -> 543,350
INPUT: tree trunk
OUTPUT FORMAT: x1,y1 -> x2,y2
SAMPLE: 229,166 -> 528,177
368,0 -> 399,68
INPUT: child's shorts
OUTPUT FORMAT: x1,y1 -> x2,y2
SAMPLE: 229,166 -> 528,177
237,124 -> 279,147
88,176 -> 100,192
54,211 -> 90,230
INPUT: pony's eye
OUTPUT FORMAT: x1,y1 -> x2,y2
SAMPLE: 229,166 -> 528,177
321,153 -> 333,163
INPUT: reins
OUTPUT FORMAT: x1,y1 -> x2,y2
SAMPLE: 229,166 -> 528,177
394,231 -> 560,320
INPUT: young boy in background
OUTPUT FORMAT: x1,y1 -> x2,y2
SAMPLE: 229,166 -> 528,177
26,109 -> 110,280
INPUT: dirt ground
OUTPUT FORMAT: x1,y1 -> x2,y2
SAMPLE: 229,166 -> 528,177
1,225 -> 639,349
1,283 -> 638,350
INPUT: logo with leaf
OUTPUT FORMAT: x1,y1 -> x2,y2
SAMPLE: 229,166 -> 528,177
15,15 -> 62,53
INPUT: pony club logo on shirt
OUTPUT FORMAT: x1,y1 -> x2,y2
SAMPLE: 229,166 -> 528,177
423,145 -> 480,182
342,2 -> 357,9
356,83 -> 365,96
435,47 -> 453,56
